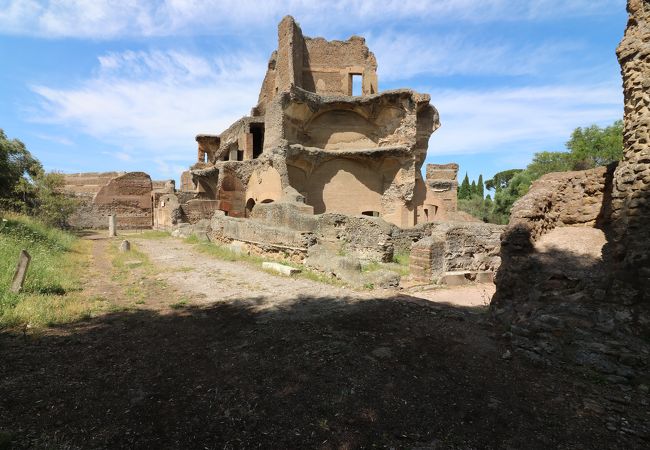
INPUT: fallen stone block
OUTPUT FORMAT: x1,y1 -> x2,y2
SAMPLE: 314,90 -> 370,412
476,271 -> 495,283
262,262 -> 301,276
440,271 -> 470,286
228,241 -> 250,256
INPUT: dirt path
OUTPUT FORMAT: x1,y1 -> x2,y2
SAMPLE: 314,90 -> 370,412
0,235 -> 646,449
133,236 -> 495,314
133,237 -> 375,318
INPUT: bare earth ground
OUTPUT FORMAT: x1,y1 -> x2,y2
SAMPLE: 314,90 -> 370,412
1,234 -> 647,449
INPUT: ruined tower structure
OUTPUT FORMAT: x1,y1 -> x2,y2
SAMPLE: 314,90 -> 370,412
491,0 -> 650,378
174,16 -> 456,228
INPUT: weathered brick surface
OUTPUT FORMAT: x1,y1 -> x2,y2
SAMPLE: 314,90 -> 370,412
65,172 -> 153,229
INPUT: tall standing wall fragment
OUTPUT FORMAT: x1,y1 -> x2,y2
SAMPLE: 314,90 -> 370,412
610,0 -> 650,301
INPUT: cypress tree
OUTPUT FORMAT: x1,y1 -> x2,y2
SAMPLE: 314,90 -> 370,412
459,173 -> 471,199
477,174 -> 484,198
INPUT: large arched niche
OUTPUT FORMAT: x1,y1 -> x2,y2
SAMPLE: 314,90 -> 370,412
305,159 -> 382,215
218,174 -> 246,217
305,110 -> 377,150
245,166 -> 283,206
287,165 -> 307,193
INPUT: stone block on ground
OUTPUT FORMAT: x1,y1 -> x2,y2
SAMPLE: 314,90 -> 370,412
440,271 -> 471,286
119,240 -> 131,252
476,271 -> 494,283
228,241 -> 250,256
262,262 -> 301,276
10,249 -> 31,293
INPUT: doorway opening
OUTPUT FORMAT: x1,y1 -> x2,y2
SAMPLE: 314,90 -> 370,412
251,123 -> 265,159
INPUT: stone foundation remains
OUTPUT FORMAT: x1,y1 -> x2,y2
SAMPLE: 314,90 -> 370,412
410,223 -> 504,285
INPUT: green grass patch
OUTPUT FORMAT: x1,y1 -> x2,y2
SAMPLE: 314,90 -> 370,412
392,251 -> 410,266
109,241 -> 160,303
170,298 -> 189,309
0,214 -> 100,329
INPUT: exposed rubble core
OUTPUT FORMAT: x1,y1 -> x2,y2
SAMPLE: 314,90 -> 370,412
171,16 -> 456,229
410,223 -> 503,284
492,0 -> 650,382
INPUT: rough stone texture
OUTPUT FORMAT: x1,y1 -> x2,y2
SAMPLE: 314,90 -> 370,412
206,199 -> 398,263
315,213 -> 396,262
491,0 -> 650,381
410,223 -> 503,283
64,172 -> 154,229
507,165 -> 614,241
182,16 -> 452,229
610,0 -> 650,301
425,163 -> 459,219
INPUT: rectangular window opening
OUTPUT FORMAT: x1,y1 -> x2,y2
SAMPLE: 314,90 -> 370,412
351,74 -> 363,96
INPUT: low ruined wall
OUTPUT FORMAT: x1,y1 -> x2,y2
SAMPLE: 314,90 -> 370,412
492,166 -> 616,317
315,214 -> 397,262
209,211 -> 316,253
181,199 -> 220,224
201,202 -> 401,263
508,165 -> 614,241
390,222 -> 439,254
410,223 -> 504,283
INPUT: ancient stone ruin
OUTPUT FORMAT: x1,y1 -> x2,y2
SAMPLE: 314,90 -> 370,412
492,0 -> 650,380
60,16 -> 503,287
170,16 -> 458,227
154,16 -> 502,285
63,172 -> 173,229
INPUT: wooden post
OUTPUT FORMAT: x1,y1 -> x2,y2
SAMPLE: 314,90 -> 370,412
108,215 -> 117,237
10,250 -> 31,294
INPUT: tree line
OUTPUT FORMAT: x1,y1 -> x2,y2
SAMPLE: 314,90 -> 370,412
457,120 -> 623,224
0,129 -> 77,228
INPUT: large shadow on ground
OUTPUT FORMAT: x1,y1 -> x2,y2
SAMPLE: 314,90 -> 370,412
0,292 -> 632,449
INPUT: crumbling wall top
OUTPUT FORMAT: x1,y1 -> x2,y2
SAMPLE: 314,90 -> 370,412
256,15 -> 379,115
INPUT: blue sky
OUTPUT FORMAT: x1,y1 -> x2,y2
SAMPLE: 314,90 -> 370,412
0,0 -> 627,188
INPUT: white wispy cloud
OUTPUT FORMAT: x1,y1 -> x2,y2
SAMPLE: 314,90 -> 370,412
30,49 -> 265,164
369,31 -> 582,81
34,133 -> 74,146
427,81 -> 623,157
0,0 -> 624,39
